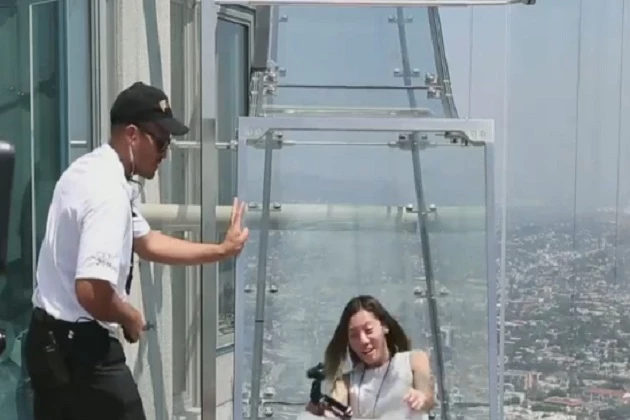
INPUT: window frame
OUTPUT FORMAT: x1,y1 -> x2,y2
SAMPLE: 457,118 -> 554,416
90,0 -> 116,148
169,0 -> 204,412
215,5 -> 255,353
66,0 -> 93,163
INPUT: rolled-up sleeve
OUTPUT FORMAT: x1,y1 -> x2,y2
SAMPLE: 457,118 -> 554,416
75,191 -> 128,285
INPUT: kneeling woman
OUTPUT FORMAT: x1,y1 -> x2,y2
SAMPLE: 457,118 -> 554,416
307,295 -> 435,419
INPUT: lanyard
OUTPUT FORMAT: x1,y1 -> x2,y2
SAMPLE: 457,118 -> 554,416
357,360 -> 392,418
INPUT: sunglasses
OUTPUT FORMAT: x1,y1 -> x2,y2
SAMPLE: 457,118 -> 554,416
137,124 -> 171,153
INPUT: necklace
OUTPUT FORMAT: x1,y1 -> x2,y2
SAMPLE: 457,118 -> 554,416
357,359 -> 392,418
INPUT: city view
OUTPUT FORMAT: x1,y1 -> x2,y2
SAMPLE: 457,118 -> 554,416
502,212 -> 630,420
236,209 -> 630,420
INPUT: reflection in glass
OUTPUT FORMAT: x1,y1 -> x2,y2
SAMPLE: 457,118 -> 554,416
0,1 -> 63,418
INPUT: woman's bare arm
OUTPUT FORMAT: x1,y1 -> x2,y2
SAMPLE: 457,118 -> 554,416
411,350 -> 436,411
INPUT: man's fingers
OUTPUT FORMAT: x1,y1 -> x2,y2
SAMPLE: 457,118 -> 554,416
234,200 -> 245,227
238,228 -> 249,245
230,197 -> 238,225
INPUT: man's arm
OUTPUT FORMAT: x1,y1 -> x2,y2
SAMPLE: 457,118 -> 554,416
75,279 -> 139,324
134,231 -> 229,265
133,198 -> 249,266
74,190 -> 142,329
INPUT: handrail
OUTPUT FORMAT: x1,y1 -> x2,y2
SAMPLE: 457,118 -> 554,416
139,203 -> 487,232
262,104 -> 434,118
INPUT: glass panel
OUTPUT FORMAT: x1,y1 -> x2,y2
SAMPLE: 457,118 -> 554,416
216,17 -> 250,348
0,0 -> 63,418
275,7 -> 436,86
270,6 -> 456,117
235,117 -> 494,420
498,2 -> 630,418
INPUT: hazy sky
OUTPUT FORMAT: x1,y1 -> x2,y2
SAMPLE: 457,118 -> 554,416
441,0 -> 630,212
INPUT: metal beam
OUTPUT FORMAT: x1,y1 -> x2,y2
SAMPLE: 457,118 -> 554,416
239,116 -> 493,145
139,203 -> 486,233
0,141 -> 15,275
394,6 -> 449,419
261,104 -> 434,118
215,0 -> 532,6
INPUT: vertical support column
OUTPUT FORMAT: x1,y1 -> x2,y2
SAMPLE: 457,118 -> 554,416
89,0 -> 111,147
248,133 -> 275,419
394,7 -> 449,420
408,143 -> 449,420
484,142 -> 499,420
201,1 -> 219,419
426,7 -> 458,118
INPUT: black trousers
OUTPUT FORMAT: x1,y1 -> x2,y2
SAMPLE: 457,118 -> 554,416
25,308 -> 146,420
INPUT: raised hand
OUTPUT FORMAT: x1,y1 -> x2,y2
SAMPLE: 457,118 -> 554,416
404,388 -> 427,411
222,198 -> 249,257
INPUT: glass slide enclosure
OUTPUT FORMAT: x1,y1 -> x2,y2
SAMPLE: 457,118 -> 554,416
234,116 -> 497,420
209,0 -> 528,419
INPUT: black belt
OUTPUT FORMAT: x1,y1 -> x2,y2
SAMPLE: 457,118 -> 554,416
32,307 -> 98,331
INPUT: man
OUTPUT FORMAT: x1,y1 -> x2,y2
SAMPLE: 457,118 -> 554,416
24,82 -> 249,420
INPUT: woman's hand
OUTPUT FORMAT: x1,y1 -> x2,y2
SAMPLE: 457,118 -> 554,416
404,388 -> 427,411
305,402 -> 326,416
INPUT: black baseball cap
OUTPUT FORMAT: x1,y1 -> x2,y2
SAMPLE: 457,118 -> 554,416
110,82 -> 189,136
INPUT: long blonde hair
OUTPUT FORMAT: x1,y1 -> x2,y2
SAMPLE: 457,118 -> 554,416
323,295 -> 410,380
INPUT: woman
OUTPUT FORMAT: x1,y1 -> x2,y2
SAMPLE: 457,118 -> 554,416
306,295 -> 435,419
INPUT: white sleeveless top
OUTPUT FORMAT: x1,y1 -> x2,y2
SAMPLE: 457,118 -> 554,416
348,351 -> 429,420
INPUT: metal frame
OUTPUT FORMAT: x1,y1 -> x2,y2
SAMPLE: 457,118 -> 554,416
484,140 -> 499,420
89,0 -> 115,148
66,0 -> 92,163
234,116 -> 497,420
26,0 -> 89,285
238,116 -> 492,144
216,4 -> 256,353
200,2 -> 219,420
200,1 -> 257,419
28,0 -> 61,285
216,0 -> 533,6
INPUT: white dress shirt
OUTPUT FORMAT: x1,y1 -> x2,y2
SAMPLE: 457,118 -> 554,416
32,144 -> 150,332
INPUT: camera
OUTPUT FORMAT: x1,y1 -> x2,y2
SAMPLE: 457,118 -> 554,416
306,362 -> 325,381
306,363 -> 352,419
